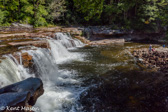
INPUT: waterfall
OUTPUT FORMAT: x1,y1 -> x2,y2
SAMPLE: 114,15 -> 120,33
22,47 -> 84,112
0,55 -> 33,87
23,48 -> 58,82
24,47 -> 84,112
0,57 -> 21,86
0,49 -> 83,112
54,32 -> 84,49
0,33 -> 86,112
48,39 -> 82,64
48,39 -> 73,63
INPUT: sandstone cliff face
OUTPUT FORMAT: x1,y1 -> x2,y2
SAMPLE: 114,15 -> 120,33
0,77 -> 44,112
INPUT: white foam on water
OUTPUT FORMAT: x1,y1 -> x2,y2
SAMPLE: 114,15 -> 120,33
25,48 -> 85,112
48,39 -> 84,64
54,32 -> 84,49
36,70 -> 86,112
0,33 -> 86,112
0,55 -> 33,87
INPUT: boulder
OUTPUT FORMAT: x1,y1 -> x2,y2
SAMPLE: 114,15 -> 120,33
0,77 -> 44,106
0,92 -> 31,112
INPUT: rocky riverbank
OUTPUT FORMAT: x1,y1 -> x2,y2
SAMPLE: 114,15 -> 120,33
1,24 -> 165,50
0,26 -> 127,58
0,24 -> 165,42
83,26 -> 165,43
133,47 -> 168,73
0,77 -> 44,112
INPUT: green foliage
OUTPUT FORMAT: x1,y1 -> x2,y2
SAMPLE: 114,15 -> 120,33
73,0 -> 104,21
0,9 -> 5,25
0,0 -> 167,30
34,16 -> 47,27
0,0 -> 48,26
102,0 -> 168,30
158,0 -> 168,26
49,0 -> 66,20
34,4 -> 48,27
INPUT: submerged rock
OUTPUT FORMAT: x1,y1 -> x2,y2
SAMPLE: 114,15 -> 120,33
0,77 -> 44,106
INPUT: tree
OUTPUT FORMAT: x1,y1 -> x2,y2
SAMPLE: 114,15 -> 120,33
0,0 -> 48,26
158,0 -> 168,26
73,0 -> 104,22
0,9 -> 5,25
49,0 -> 66,21
0,0 -> 167,29
30,0 -> 48,26
102,0 -> 164,30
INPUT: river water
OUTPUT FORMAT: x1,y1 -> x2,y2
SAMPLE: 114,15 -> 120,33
58,43 -> 167,112
0,33 -> 167,112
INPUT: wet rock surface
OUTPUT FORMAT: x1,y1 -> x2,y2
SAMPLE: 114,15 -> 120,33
12,52 -> 33,68
21,52 -> 33,68
0,92 -> 31,112
0,77 -> 44,111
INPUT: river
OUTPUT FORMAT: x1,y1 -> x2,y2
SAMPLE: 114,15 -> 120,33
0,33 -> 167,112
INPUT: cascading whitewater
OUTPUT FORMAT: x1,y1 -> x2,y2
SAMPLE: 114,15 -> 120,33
54,32 -> 84,49
22,47 -> 84,112
0,34 -> 86,112
0,48 -> 83,112
0,57 -> 21,86
0,55 -> 32,87
48,39 -> 72,63
48,39 -> 82,64
23,47 -> 67,82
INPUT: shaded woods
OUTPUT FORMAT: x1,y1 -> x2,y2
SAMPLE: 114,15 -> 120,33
0,0 -> 167,30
